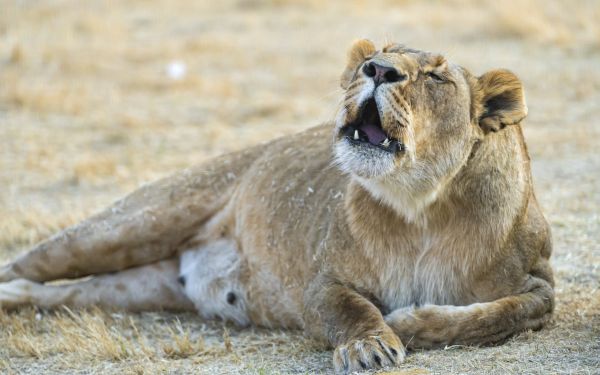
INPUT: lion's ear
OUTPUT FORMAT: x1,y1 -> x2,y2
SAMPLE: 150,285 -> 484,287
475,69 -> 528,133
340,39 -> 376,89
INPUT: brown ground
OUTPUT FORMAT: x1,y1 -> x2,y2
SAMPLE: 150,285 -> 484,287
1,0 -> 599,374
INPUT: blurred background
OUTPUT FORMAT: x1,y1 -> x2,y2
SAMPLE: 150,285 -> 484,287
1,1 -> 598,373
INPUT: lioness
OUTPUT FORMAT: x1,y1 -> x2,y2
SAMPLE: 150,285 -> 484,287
0,40 -> 553,374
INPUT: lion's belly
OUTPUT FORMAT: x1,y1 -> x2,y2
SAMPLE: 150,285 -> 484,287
179,239 -> 251,327
178,236 -> 305,328
242,258 -> 305,328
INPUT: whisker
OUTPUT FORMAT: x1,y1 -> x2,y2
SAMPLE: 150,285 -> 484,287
346,79 -> 365,92
382,94 -> 410,126
343,86 -> 365,99
390,91 -> 410,114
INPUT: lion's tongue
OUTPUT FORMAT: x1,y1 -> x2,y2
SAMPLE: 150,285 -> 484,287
359,122 -> 387,145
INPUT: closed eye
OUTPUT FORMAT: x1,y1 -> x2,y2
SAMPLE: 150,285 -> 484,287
426,71 -> 445,83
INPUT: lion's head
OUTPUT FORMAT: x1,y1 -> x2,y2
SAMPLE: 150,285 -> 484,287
333,40 -> 528,221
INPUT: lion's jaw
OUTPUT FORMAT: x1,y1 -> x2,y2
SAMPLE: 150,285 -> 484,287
333,87 -> 410,180
333,87 -> 449,224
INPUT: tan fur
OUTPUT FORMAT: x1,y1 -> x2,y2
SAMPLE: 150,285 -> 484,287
0,41 -> 553,374
340,39 -> 377,89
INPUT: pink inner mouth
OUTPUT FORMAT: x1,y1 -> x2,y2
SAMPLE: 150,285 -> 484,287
358,99 -> 387,145
340,97 -> 403,153
359,122 -> 387,145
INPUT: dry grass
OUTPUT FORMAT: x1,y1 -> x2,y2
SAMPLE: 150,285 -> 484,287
1,0 -> 599,373
485,0 -> 600,47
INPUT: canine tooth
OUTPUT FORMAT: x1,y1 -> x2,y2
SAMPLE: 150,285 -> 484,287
354,130 -> 359,140
382,138 -> 391,147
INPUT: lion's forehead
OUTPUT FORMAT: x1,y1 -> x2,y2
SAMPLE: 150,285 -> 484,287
370,49 -> 466,79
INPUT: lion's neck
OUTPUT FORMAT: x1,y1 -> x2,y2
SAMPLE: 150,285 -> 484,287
353,176 -> 449,226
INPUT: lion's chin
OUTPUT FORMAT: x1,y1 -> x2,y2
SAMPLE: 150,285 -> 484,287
333,138 -> 399,179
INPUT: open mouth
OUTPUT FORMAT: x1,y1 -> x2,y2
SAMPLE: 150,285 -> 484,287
340,98 -> 403,153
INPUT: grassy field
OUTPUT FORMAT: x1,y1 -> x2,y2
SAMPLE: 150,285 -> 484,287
1,0 -> 599,373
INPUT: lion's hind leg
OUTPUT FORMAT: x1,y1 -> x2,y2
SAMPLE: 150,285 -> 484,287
0,259 -> 193,311
0,151 -> 258,284
0,179 -> 223,283
384,276 -> 554,349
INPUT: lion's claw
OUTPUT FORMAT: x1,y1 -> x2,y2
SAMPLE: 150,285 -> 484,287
333,331 -> 405,374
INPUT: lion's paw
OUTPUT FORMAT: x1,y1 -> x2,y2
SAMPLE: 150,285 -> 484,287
333,331 -> 405,374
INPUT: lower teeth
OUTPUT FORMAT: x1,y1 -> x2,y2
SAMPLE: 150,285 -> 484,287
346,128 -> 400,151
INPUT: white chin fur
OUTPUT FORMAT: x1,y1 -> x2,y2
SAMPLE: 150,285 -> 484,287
333,138 -> 396,179
334,138 -> 441,224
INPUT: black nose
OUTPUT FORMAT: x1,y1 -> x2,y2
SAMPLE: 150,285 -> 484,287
177,275 -> 186,286
362,62 -> 405,85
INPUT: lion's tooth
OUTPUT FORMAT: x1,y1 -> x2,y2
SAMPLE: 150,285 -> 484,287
382,138 -> 390,147
354,130 -> 359,140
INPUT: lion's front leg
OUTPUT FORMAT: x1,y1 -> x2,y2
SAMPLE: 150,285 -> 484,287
304,276 -> 405,374
385,275 -> 554,349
